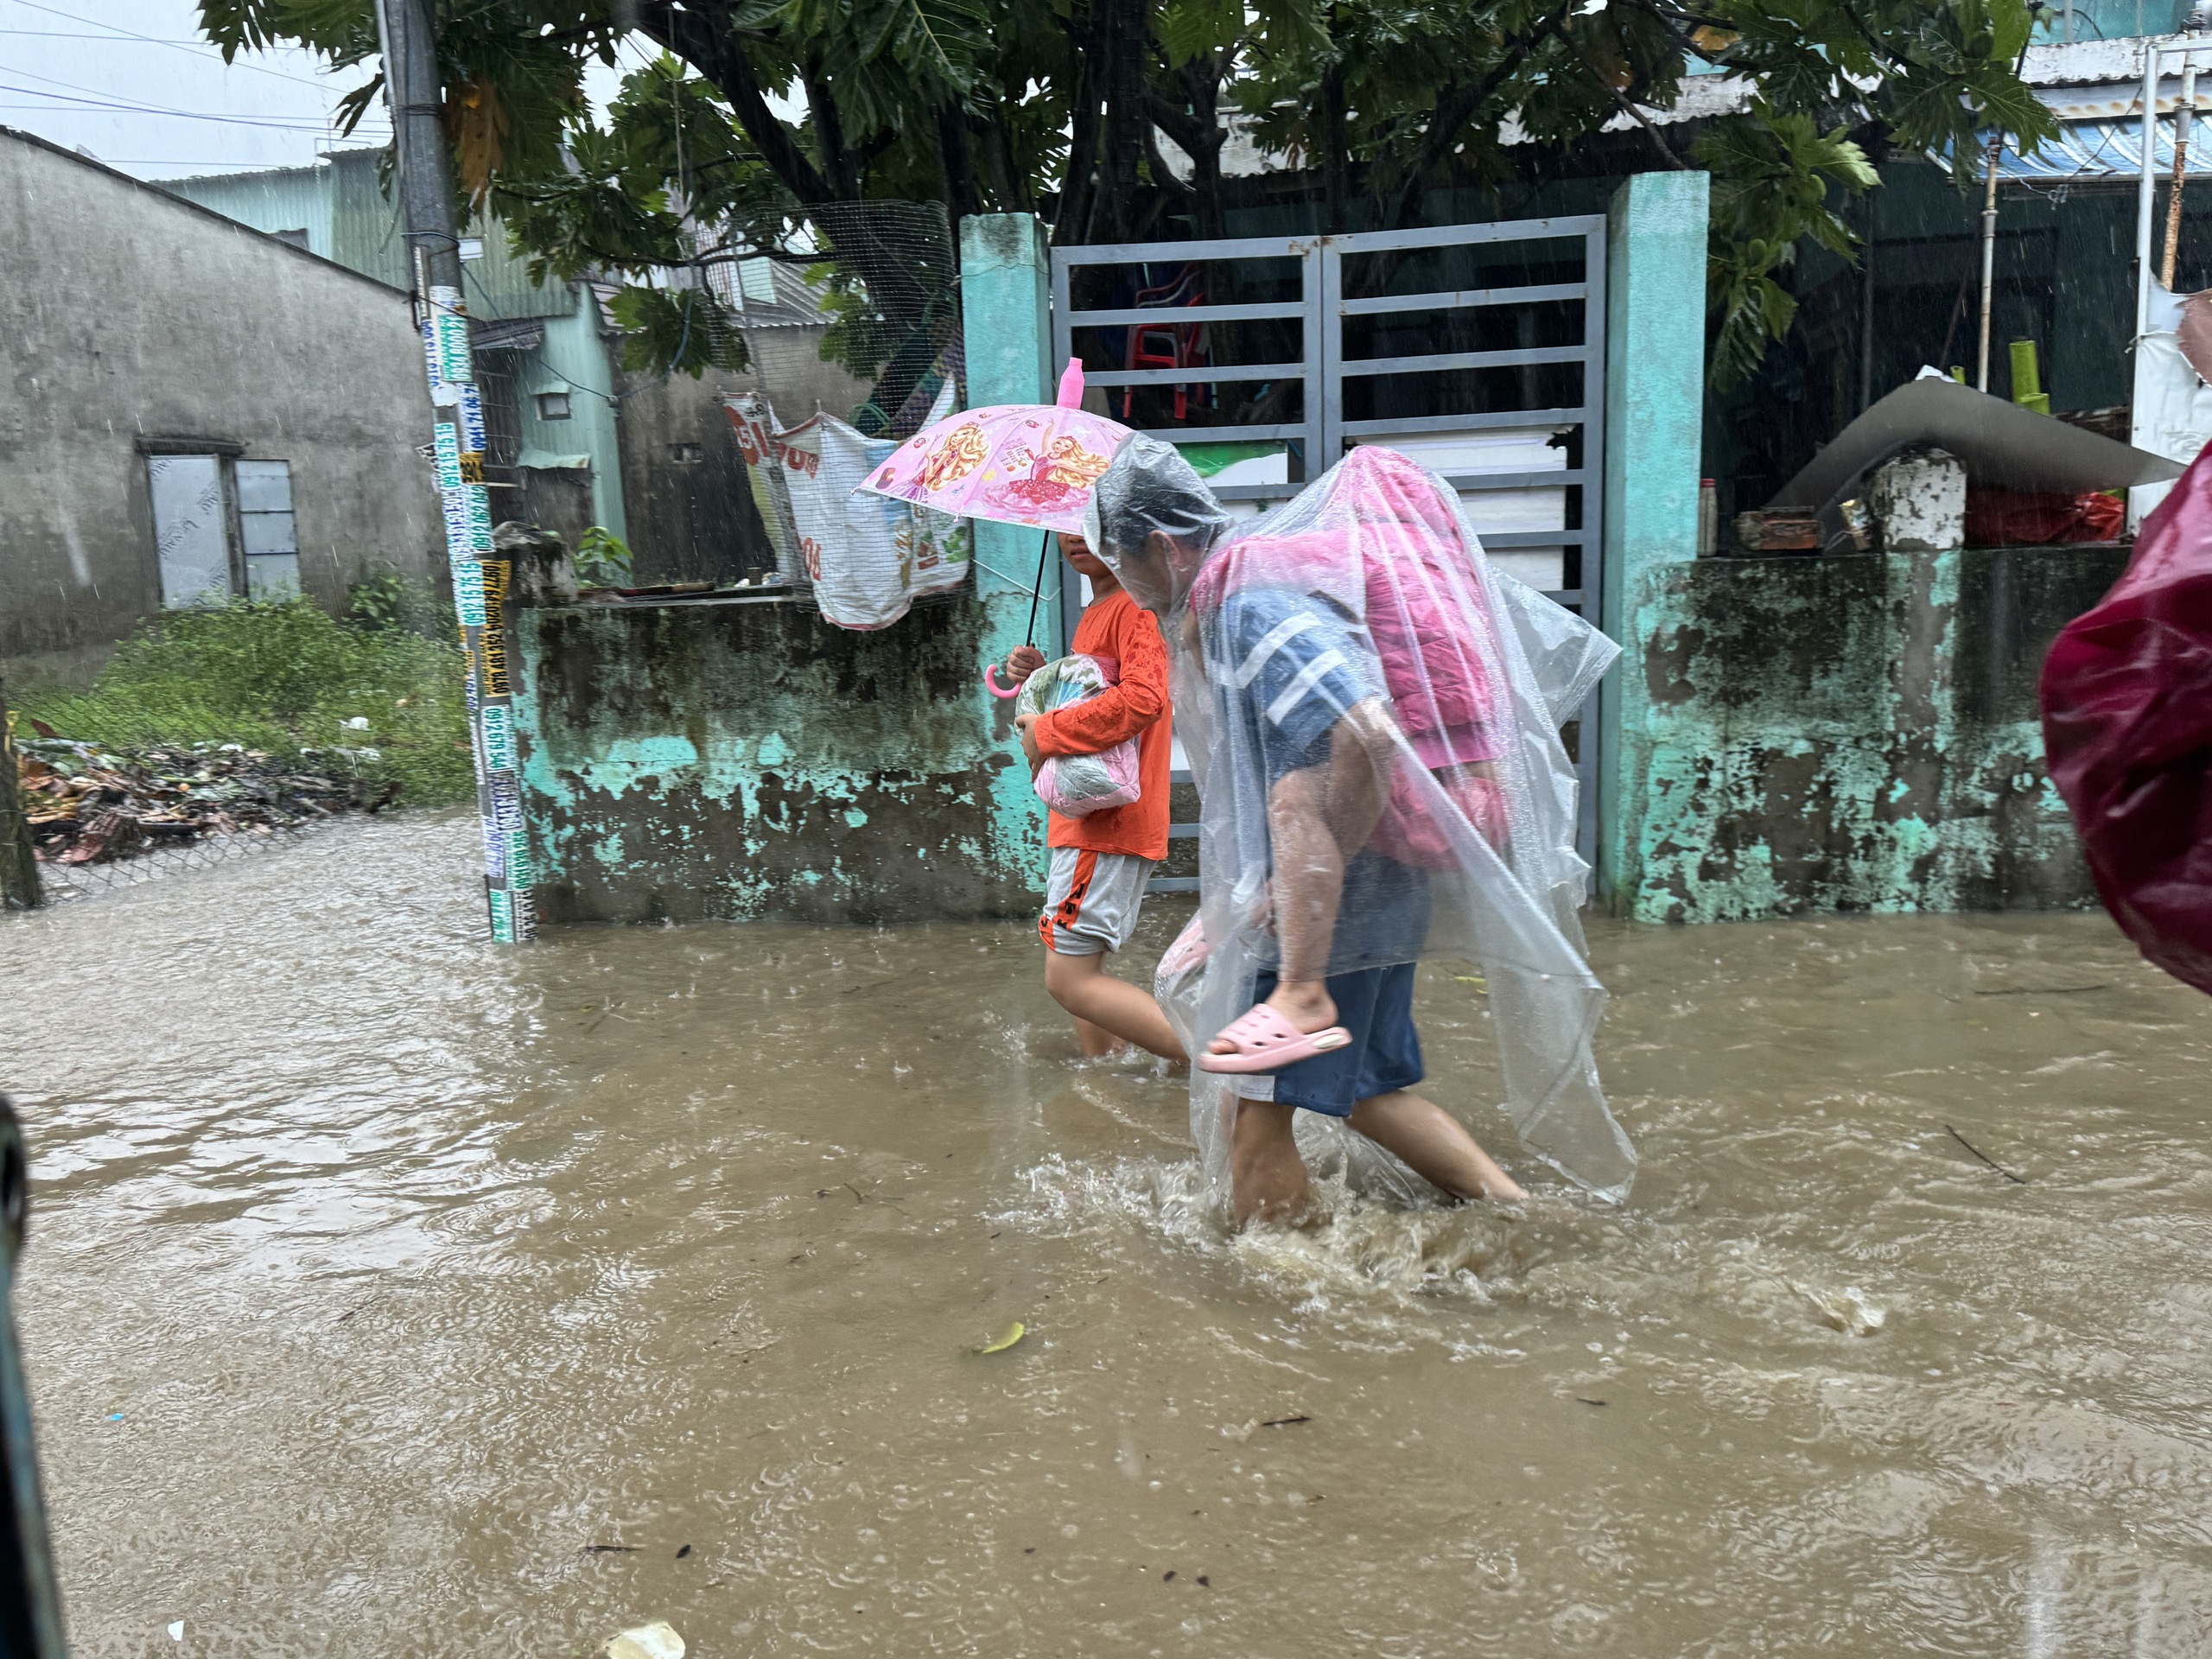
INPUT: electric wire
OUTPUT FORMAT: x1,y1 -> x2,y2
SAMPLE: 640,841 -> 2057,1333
4,0 -> 347,91
0,79 -> 388,135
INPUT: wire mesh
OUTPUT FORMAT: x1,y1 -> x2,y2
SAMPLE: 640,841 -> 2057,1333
713,200 -> 965,441
25,819 -> 320,905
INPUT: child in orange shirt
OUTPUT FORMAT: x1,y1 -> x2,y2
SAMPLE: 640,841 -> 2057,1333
1007,533 -> 1187,1063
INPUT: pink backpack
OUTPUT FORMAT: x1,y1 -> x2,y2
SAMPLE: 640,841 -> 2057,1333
1191,450 -> 1512,866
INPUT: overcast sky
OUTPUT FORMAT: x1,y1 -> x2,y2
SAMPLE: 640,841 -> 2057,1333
0,0 -> 645,180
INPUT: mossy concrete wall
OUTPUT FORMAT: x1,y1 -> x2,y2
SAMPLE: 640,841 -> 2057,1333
1621,544 -> 2125,923
512,597 -> 1034,925
504,212 -> 1068,931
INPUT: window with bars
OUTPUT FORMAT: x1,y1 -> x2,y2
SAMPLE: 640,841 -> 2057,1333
234,461 -> 300,599
147,453 -> 300,607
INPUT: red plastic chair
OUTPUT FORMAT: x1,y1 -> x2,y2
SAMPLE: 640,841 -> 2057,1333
1121,264 -> 1211,421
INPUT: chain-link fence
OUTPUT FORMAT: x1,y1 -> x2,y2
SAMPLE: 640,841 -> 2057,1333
26,820 -> 320,905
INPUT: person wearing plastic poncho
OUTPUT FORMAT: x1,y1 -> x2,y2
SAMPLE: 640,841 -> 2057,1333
1082,435 -> 1636,1225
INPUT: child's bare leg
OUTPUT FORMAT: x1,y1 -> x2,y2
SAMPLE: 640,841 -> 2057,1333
1230,1098 -> 1313,1229
1044,950 -> 1189,1063
1215,703 -> 1396,1052
1071,1014 -> 1122,1058
1345,1090 -> 1525,1202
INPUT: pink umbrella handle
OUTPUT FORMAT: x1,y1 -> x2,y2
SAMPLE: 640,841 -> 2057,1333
1057,359 -> 1084,409
984,663 -> 1023,699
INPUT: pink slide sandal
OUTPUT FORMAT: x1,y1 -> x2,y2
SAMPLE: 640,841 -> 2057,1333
1194,1003 -> 1352,1074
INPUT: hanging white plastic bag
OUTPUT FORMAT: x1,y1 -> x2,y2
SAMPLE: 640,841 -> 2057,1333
909,380 -> 972,594
778,414 -> 901,628
1014,654 -> 1142,816
776,382 -> 972,629
723,392 -> 802,580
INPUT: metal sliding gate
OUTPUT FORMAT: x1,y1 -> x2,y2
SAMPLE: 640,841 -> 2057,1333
1050,218 -> 1610,891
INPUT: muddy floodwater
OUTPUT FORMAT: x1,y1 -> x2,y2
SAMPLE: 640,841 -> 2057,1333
6,813 -> 2212,1656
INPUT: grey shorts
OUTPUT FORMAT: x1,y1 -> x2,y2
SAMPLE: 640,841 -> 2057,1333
1038,848 -> 1154,956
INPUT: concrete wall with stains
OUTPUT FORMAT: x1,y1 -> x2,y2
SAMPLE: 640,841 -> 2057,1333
500,212 -> 1062,932
512,595 -> 1035,925
1618,543 -> 2123,923
0,129 -> 440,685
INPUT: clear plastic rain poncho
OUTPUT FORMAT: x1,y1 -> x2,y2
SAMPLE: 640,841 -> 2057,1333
1085,436 -> 1635,1204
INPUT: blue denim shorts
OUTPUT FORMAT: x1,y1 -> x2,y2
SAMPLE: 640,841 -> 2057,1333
1244,961 -> 1423,1117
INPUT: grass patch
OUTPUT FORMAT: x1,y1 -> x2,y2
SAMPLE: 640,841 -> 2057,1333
16,594 -> 475,809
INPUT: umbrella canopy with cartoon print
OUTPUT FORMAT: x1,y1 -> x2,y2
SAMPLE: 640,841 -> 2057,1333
858,360 -> 1130,534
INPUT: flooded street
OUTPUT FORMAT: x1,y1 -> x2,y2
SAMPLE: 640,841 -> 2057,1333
5,812 -> 2212,1656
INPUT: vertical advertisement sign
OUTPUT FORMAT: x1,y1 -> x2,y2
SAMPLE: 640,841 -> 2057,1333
423,283 -> 534,942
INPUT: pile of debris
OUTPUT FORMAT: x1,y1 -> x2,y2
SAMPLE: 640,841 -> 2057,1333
14,735 -> 399,867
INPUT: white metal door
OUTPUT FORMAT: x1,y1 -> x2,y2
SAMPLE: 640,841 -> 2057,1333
148,454 -> 235,608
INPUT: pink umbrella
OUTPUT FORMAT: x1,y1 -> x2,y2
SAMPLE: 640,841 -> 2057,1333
858,360 -> 1133,696
856,359 -> 1130,533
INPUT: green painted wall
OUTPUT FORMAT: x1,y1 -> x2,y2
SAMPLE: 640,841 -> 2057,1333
1621,544 -> 2123,922
2037,0 -> 2186,38
500,213 -> 1064,929
160,162 -> 335,259
513,597 -> 1032,925
526,303 -> 628,541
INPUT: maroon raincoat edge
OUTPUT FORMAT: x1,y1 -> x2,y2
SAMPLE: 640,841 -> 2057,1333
2039,442 -> 2212,994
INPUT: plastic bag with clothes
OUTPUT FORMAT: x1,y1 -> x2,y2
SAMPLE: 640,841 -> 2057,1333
726,384 -> 969,626
1086,436 -> 1635,1205
1014,654 -> 1143,817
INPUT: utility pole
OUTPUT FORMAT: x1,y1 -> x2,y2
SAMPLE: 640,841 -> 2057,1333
373,0 -> 534,944
0,681 -> 41,912
1976,131 -> 2001,393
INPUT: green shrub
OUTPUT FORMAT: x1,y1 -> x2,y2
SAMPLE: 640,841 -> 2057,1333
345,564 -> 448,637
575,525 -> 633,588
16,599 -> 475,808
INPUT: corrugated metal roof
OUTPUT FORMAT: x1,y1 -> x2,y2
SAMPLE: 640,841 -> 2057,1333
166,149 -> 576,321
704,255 -> 832,329
1994,110 -> 2212,178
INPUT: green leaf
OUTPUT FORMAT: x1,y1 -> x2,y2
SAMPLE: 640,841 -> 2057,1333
606,285 -> 748,378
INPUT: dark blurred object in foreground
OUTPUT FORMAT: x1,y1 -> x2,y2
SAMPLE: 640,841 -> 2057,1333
2043,446 -> 2212,994
0,1097 -> 67,1655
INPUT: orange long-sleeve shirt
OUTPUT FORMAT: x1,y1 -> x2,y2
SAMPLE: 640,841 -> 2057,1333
1033,588 -> 1173,861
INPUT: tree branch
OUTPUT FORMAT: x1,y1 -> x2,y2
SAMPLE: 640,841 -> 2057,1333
626,0 -> 833,204
1055,3 -> 1108,244
1567,40 -> 1691,168
1378,4 -> 1574,229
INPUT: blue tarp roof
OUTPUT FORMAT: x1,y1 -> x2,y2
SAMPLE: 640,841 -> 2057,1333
1992,113 -> 2212,180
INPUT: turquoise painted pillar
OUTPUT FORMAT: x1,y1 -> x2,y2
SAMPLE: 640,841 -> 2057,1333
961,213 -> 1058,894
961,214 -> 1060,635
1596,170 -> 1710,917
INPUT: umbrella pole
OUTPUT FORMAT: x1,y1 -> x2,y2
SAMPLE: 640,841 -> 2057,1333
983,530 -> 1061,699
1022,529 -> 1052,648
